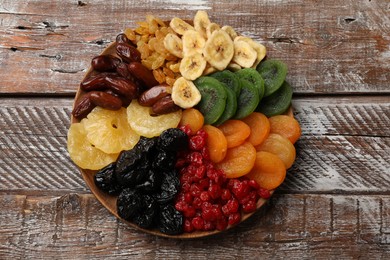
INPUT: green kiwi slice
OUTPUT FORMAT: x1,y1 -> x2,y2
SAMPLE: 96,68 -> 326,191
213,83 -> 237,126
234,79 -> 260,119
210,70 -> 242,96
256,81 -> 293,117
194,76 -> 227,125
256,59 -> 287,97
235,68 -> 265,102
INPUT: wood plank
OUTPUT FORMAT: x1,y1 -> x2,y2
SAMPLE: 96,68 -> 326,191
1,194 -> 389,258
0,0 -> 389,94
0,96 -> 389,194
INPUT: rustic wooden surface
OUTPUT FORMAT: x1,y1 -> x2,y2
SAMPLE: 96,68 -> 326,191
0,0 -> 389,259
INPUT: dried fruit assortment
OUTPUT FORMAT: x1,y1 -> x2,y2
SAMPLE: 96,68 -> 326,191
67,11 -> 301,236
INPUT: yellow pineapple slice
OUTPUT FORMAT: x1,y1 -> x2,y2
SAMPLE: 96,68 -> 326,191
83,107 -> 140,154
67,123 -> 119,170
127,99 -> 182,138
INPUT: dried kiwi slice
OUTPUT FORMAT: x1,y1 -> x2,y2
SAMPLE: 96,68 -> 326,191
194,76 -> 227,125
210,70 -> 242,96
234,78 -> 260,119
235,68 -> 265,102
256,59 -> 287,97
214,83 -> 237,126
256,81 -> 293,117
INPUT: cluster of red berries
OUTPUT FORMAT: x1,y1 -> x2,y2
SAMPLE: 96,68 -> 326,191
175,125 -> 271,232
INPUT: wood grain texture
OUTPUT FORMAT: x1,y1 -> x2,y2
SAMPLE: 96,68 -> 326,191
0,0 -> 389,94
1,97 -> 389,194
1,193 -> 390,259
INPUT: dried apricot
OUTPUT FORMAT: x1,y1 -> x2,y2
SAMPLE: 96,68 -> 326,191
269,115 -> 301,144
203,125 -> 228,163
217,119 -> 251,148
216,141 -> 256,178
241,112 -> 270,146
255,133 -> 296,169
245,151 -> 286,190
179,108 -> 204,135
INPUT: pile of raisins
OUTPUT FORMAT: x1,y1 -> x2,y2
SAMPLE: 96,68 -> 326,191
94,128 -> 188,235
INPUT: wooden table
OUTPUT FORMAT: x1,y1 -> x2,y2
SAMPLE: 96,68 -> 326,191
1,0 -> 389,258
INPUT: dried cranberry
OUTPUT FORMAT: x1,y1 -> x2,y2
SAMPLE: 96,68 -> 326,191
189,135 -> 206,150
258,188 -> 271,199
228,212 -> 241,226
192,216 -> 205,230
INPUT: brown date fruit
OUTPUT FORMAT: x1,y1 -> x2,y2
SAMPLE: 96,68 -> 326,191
139,85 -> 171,107
105,89 -> 132,107
116,43 -> 141,63
116,61 -> 134,80
127,61 -> 159,89
89,91 -> 122,110
91,55 -> 121,72
104,75 -> 138,101
80,73 -> 116,91
152,95 -> 180,115
72,94 -> 95,119
116,33 -> 133,46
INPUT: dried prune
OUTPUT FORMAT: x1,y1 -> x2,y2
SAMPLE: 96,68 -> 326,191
153,149 -> 176,170
133,194 -> 157,228
115,148 -> 142,176
157,128 -> 188,152
117,188 -> 143,220
159,204 -> 183,235
136,169 -> 162,192
137,136 -> 158,155
94,163 -> 121,195
155,170 -> 180,204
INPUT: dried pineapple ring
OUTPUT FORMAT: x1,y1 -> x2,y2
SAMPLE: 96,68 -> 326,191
83,107 -> 140,154
67,123 -> 119,170
127,99 -> 182,138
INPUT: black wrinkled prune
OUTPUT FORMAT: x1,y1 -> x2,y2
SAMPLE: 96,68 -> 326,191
117,188 -> 143,220
136,136 -> 158,155
133,194 -> 157,228
157,128 -> 188,152
155,170 -> 180,204
94,163 -> 121,195
135,169 -> 162,192
159,204 -> 183,235
115,148 -> 142,176
153,149 -> 176,170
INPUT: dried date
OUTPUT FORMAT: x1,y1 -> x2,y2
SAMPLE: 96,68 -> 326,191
116,43 -> 141,63
91,55 -> 121,72
127,61 -> 159,89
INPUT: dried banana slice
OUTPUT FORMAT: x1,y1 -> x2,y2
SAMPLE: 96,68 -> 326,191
179,53 -> 207,80
222,25 -> 238,40
235,36 -> 266,68
171,77 -> 202,108
194,10 -> 211,39
232,38 -> 257,68
164,33 -> 184,58
170,18 -> 195,35
203,29 -> 234,71
206,23 -> 221,39
182,30 -> 206,56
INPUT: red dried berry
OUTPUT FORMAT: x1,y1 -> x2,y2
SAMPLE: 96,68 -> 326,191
208,184 -> 222,200
216,217 -> 228,231
192,216 -> 205,230
183,206 -> 196,218
180,125 -> 192,136
258,188 -> 271,199
222,198 -> 239,216
184,219 -> 194,233
189,135 -> 206,151
200,191 -> 211,202
242,200 -> 257,213
228,212 -> 241,226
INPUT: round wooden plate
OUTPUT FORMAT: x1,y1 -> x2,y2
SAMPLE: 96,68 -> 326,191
70,40 -> 289,239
